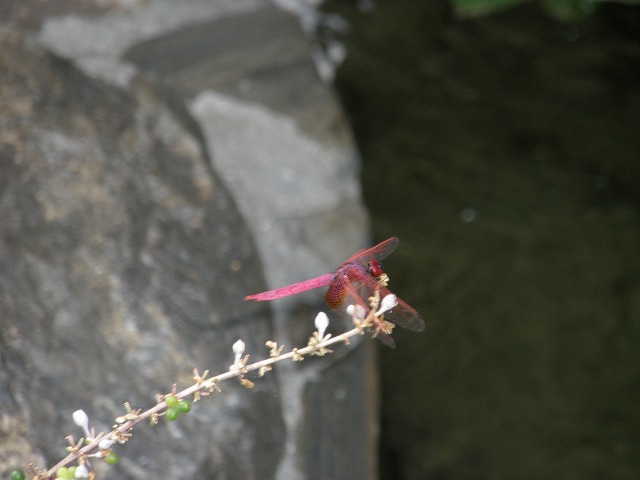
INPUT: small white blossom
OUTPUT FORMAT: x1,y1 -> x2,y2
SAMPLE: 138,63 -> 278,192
99,438 -> 115,450
314,312 -> 329,338
72,410 -> 90,438
377,294 -> 398,315
230,339 -> 248,371
232,339 -> 245,362
75,464 -> 89,478
346,304 -> 366,321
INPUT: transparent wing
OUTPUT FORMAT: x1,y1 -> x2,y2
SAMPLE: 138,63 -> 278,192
346,237 -> 399,265
340,271 -> 425,332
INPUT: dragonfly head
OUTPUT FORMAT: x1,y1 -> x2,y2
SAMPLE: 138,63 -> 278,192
367,260 -> 385,277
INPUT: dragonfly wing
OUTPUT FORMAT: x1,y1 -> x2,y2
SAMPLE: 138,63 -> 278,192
336,277 -> 402,348
374,331 -> 397,348
342,274 -> 425,332
245,273 -> 335,301
346,237 -> 399,265
380,293 -> 425,332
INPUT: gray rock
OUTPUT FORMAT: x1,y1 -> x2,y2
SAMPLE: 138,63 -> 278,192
0,1 -> 375,479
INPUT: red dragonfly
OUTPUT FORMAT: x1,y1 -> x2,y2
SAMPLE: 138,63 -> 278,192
245,237 -> 425,345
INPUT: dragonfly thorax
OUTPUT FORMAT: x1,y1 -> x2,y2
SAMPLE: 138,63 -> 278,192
324,262 -> 367,309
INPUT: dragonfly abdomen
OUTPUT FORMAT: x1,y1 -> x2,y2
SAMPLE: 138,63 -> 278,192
245,273 -> 334,301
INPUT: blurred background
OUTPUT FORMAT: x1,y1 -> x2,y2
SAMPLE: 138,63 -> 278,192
323,0 -> 640,478
1,0 -> 639,478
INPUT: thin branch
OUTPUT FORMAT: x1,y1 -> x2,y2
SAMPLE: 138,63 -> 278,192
33,297 -> 395,480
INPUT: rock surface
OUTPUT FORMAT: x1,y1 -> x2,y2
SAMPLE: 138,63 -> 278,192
0,1 -> 374,479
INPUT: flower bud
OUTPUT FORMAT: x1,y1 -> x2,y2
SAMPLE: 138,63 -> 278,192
314,312 -> 329,338
75,464 -> 89,478
347,304 -> 366,321
72,410 -> 91,438
99,438 -> 115,450
377,294 -> 397,315
232,339 -> 245,357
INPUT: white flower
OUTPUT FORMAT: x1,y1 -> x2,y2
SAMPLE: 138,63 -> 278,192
232,339 -> 245,362
99,438 -> 115,450
314,312 -> 329,338
377,294 -> 397,315
346,304 -> 366,321
72,410 -> 90,438
75,464 -> 89,478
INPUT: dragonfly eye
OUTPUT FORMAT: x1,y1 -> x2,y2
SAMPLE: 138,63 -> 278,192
368,260 -> 384,277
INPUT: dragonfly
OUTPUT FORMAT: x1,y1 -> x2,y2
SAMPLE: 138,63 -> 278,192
245,237 -> 425,346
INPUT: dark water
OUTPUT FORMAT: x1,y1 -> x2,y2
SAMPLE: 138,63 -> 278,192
326,1 -> 640,478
